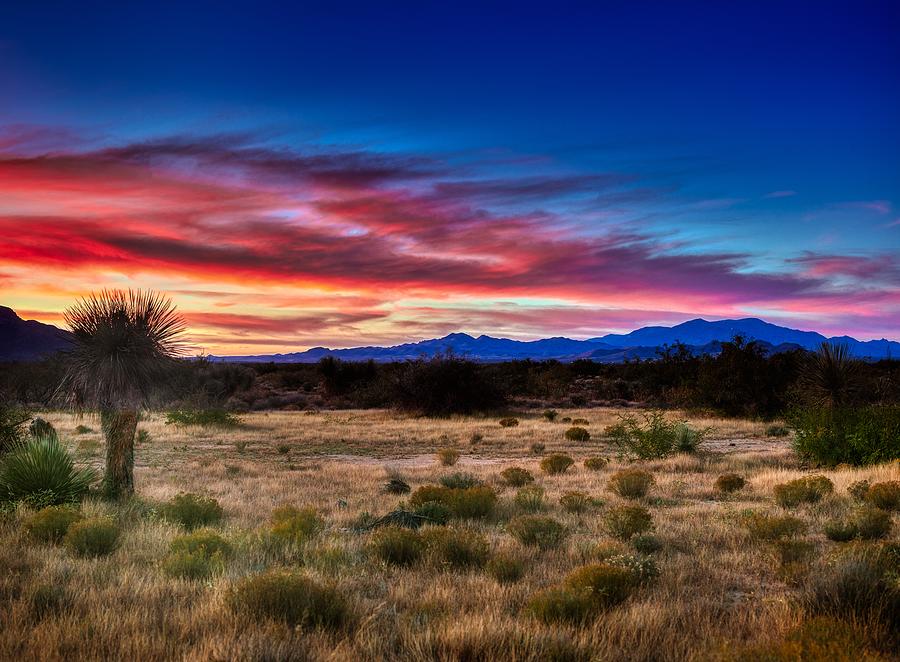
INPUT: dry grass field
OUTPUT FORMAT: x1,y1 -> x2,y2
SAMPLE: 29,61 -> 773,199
1,409 -> 898,661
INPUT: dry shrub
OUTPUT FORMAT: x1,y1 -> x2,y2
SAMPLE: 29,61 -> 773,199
559,491 -> 593,513
500,466 -> 534,487
499,418 -> 519,428
540,453 -> 574,475
164,529 -> 232,580
603,505 -> 653,540
63,517 -> 120,557
865,481 -> 900,511
437,447 -> 461,467
743,512 -> 807,540
269,505 -> 324,545
507,515 -> 567,550
421,527 -> 490,569
583,457 -> 608,471
514,486 -> 545,512
542,409 -> 559,421
161,492 -> 224,530
732,616 -> 885,661
439,472 -> 482,489
530,442 -> 546,455
565,427 -> 590,442
773,475 -> 834,508
413,501 -> 452,525
527,587 -> 595,624
229,570 -> 349,631
715,473 -> 747,494
410,485 -> 497,519
369,526 -> 423,566
607,468 -> 655,499
486,553 -> 525,584
825,507 -> 891,542
848,479 -> 870,501
529,562 -> 638,624
24,505 -> 83,543
631,533 -> 663,554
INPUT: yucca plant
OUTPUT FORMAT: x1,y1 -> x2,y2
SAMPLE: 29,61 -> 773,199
0,435 -> 96,506
800,342 -> 859,407
60,290 -> 185,497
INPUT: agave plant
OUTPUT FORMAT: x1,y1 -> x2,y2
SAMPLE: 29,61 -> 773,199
0,435 -> 96,506
60,290 -> 185,496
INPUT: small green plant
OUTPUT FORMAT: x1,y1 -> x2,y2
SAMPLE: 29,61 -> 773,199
436,447 -> 461,467
530,442 -> 546,455
595,553 -> 659,585
715,473 -> 747,494
64,517 -> 120,557
673,423 -> 706,453
742,512 -> 807,540
514,486 -> 545,512
163,529 -> 232,580
228,570 -> 348,630
565,562 -> 638,608
439,472 -> 482,489
269,505 -> 324,545
409,485 -> 497,519
165,409 -> 242,428
499,417 -> 519,428
603,505 -> 653,540
422,527 -> 490,569
161,493 -> 224,530
540,453 -> 574,475
631,533 -> 663,554
136,429 -> 151,444
0,436 -> 96,507
542,410 -> 559,422
773,475 -> 834,508
277,444 -> 291,455
865,480 -> 900,511
607,468 -> 655,499
824,519 -> 858,542
583,457 -> 608,471
507,515 -> 567,549
24,505 -> 84,543
559,491 -> 592,513
500,466 -> 534,487
606,410 -> 704,459
369,526 -> 423,566
413,501 -> 451,525
565,426 -> 590,442
847,479 -> 870,501
486,553 -> 524,584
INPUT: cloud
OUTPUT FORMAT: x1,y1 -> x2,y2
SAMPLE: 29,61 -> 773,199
764,190 -> 797,199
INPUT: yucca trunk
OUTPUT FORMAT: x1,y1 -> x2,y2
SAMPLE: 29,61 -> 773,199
101,409 -> 137,496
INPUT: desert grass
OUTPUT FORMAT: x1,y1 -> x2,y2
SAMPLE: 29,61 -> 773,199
1,409 -> 897,661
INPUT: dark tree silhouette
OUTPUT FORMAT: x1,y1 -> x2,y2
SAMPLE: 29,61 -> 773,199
61,290 -> 185,496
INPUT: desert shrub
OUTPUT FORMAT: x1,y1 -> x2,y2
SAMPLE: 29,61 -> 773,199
165,408 -> 242,428
164,530 -> 232,580
743,512 -> 807,540
851,506 -> 893,540
0,435 -> 96,506
865,481 -> 900,511
542,410 -> 558,421
773,538 -> 817,567
436,448 -> 461,467
602,553 -> 660,584
565,427 -> 590,442
765,424 -> 790,437
369,526 -> 423,566
229,570 -> 348,630
788,405 -> 900,466
439,472 -> 482,489
530,442 -> 546,455
136,429 -> 152,444
486,553 -> 524,584
277,444 -> 291,454
773,476 -> 834,508
606,410 -> 704,459
29,418 -> 57,440
498,417 -> 519,428
527,587 -> 595,624
603,505 -> 653,540
507,515 -> 567,549
559,491 -> 592,513
561,417 -> 572,423
500,466 -> 534,487
631,534 -> 663,554
514,486 -> 545,512
410,485 -> 497,519
715,473 -> 747,494
847,480 -> 870,501
607,469 -> 655,499
384,476 -> 411,494
64,517 -> 120,557
583,456 -> 608,471
824,519 -> 858,542
413,501 -> 451,525
540,453 -> 574,475
161,493 -> 224,530
565,563 -> 639,607
170,528 -> 233,558
269,506 -> 324,545
422,528 -> 490,569
733,615 -> 883,662
75,425 -> 93,435
24,505 -> 84,543
572,418 -> 589,425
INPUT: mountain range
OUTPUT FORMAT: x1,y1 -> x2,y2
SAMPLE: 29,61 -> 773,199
1,305 -> 897,363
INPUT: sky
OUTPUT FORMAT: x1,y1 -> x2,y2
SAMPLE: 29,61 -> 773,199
0,1 -> 898,354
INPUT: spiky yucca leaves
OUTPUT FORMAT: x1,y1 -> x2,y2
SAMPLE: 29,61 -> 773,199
801,342 -> 859,408
61,290 -> 185,496
0,436 -> 96,506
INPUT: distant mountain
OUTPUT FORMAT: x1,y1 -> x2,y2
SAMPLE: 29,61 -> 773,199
210,318 -> 899,363
0,306 -> 72,361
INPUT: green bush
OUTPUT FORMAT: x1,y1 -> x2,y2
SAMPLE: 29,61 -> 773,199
165,408 -> 242,428
715,473 -> 747,494
486,553 -> 524,584
564,427 -> 590,442
500,466 -> 534,487
164,529 -> 233,580
439,472 -> 482,489
603,505 -> 653,540
499,418 -> 519,428
507,515 -> 567,549
229,570 -> 348,630
413,501 -> 452,525
583,457 -> 608,471
773,476 -> 834,508
369,526 -> 423,566
788,405 -> 900,466
24,505 -> 84,543
851,506 -> 893,540
170,528 -> 233,557
559,491 -> 592,513
269,506 -> 324,545
514,486 -> 545,512
527,587 -> 595,624
436,448 -> 461,467
607,469 -> 655,499
631,534 -> 663,554
422,528 -> 490,569
542,410 -> 559,421
606,411 -> 705,459
565,562 -> 641,606
161,493 -> 224,530
0,436 -> 96,507
64,517 -> 120,557
540,453 -> 574,475
865,481 -> 900,511
409,485 -> 497,519
743,512 -> 807,540
824,519 -> 858,542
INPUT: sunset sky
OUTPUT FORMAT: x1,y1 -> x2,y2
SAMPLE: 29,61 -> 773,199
1,2 -> 898,354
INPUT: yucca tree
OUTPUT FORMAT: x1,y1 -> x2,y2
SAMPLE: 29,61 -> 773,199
801,342 -> 859,408
61,290 -> 185,496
